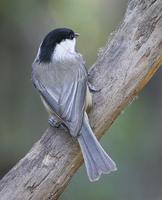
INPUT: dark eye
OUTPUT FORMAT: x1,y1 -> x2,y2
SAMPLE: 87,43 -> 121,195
69,34 -> 74,40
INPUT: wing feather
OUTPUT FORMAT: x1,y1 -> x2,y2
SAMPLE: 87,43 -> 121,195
32,61 -> 87,137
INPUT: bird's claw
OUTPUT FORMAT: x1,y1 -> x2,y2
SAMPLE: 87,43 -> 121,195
88,82 -> 101,93
48,116 -> 61,128
48,116 -> 67,131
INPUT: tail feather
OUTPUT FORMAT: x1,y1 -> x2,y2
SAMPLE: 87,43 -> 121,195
78,113 -> 117,182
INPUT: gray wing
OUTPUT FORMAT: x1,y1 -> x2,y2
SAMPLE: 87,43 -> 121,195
59,66 -> 87,136
32,62 -> 87,137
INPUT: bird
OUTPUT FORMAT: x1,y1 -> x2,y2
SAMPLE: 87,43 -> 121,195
32,27 -> 117,181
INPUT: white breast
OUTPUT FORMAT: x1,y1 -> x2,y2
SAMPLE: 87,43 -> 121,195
86,87 -> 92,110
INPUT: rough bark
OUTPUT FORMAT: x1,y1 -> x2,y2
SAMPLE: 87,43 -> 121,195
0,0 -> 162,199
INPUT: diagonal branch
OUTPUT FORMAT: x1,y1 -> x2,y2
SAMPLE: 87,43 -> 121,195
0,0 -> 162,199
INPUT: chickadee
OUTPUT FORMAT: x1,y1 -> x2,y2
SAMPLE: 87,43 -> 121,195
32,28 -> 117,181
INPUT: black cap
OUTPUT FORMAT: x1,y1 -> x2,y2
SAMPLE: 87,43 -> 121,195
39,28 -> 78,63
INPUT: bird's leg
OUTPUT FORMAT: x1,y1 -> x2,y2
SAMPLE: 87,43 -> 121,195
87,81 -> 101,93
48,115 -> 65,129
88,74 -> 101,93
48,115 -> 61,128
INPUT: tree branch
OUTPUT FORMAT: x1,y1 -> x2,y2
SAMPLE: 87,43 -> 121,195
0,0 -> 162,199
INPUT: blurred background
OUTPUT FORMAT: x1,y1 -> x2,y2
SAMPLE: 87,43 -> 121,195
0,0 -> 162,199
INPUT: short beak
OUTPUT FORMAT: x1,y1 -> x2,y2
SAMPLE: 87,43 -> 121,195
74,32 -> 80,38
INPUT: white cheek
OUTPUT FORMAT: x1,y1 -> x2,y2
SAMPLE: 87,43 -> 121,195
52,38 -> 77,62
67,38 -> 76,52
60,38 -> 76,53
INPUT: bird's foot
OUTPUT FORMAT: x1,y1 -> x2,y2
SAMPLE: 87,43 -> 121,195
48,116 -> 66,129
88,81 -> 101,93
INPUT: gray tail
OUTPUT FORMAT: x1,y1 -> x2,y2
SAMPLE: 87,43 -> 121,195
78,113 -> 117,182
